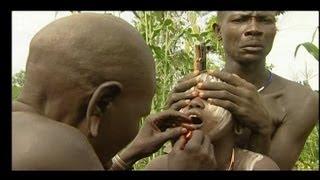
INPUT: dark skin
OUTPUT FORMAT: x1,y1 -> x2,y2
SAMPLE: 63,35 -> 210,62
166,11 -> 319,170
12,13 -> 216,170
146,78 -> 279,170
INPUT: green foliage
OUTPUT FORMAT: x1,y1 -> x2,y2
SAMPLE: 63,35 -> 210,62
294,42 -> 319,61
12,70 -> 25,87
294,26 -> 319,61
12,85 -> 22,100
12,70 -> 25,100
132,11 -> 226,169
295,124 -> 319,170
292,26 -> 319,170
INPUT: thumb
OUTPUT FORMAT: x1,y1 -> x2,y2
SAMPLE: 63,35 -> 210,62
232,73 -> 240,78
157,127 -> 187,144
173,135 -> 187,151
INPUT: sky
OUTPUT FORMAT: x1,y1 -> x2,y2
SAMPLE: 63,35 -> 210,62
12,11 -> 319,90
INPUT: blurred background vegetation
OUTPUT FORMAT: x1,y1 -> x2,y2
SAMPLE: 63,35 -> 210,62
12,11 -> 319,170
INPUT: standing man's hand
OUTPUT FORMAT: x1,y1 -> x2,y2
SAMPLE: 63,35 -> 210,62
167,70 -> 273,135
168,130 -> 217,170
166,70 -> 273,154
196,70 -> 273,154
197,70 -> 273,135
166,71 -> 200,111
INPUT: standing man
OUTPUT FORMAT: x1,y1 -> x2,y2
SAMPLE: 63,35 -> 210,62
167,11 -> 318,170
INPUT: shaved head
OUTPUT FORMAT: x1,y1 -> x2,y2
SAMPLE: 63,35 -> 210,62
14,13 -> 157,168
21,13 -> 155,121
27,13 -> 154,91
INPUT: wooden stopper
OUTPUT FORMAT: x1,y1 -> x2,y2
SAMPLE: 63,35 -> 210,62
193,43 -> 207,72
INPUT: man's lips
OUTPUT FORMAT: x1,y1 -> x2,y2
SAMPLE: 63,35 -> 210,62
240,44 -> 264,51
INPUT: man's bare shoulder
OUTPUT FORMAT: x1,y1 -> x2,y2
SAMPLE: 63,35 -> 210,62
274,73 -> 318,101
252,155 -> 279,170
271,73 -> 318,138
273,73 -> 318,119
12,112 -> 103,170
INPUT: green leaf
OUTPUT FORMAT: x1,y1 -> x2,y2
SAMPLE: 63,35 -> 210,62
294,42 -> 319,61
191,24 -> 200,34
168,25 -> 175,32
163,18 -> 173,27
154,11 -> 164,20
150,45 -> 165,59
200,31 -> 210,37
151,27 -> 162,39
190,33 -> 200,38
188,12 -> 197,24
311,26 -> 318,44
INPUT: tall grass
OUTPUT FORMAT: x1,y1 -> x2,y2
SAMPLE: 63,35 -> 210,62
295,124 -> 319,170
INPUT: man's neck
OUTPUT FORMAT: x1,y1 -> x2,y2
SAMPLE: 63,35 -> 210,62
212,133 -> 235,170
15,89 -> 82,127
224,58 -> 269,89
13,100 -> 39,113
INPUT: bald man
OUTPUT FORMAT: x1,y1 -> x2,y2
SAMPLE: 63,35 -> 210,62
12,13 -> 216,170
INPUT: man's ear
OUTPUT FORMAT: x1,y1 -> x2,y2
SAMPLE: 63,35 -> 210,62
212,23 -> 222,41
86,81 -> 123,137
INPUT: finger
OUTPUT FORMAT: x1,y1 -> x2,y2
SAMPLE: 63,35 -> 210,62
208,70 -> 248,87
173,78 -> 199,93
197,81 -> 245,97
151,110 -> 192,130
198,90 -> 241,104
181,123 -> 200,130
210,99 -> 239,113
173,135 -> 187,151
167,91 -> 198,107
197,80 -> 259,103
177,71 -> 200,83
157,127 -> 188,144
185,130 -> 204,150
232,73 -> 257,91
170,99 -> 190,111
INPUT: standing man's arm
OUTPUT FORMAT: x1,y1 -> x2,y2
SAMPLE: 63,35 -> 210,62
268,92 -> 318,169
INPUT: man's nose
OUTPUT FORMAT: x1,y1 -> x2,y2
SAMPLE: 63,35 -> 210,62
244,19 -> 263,37
189,97 -> 205,109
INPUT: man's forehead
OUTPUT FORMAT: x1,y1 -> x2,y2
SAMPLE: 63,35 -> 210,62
224,11 -> 277,17
225,11 -> 277,17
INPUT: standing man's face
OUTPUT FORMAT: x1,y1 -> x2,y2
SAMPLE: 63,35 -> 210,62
217,11 -> 277,63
